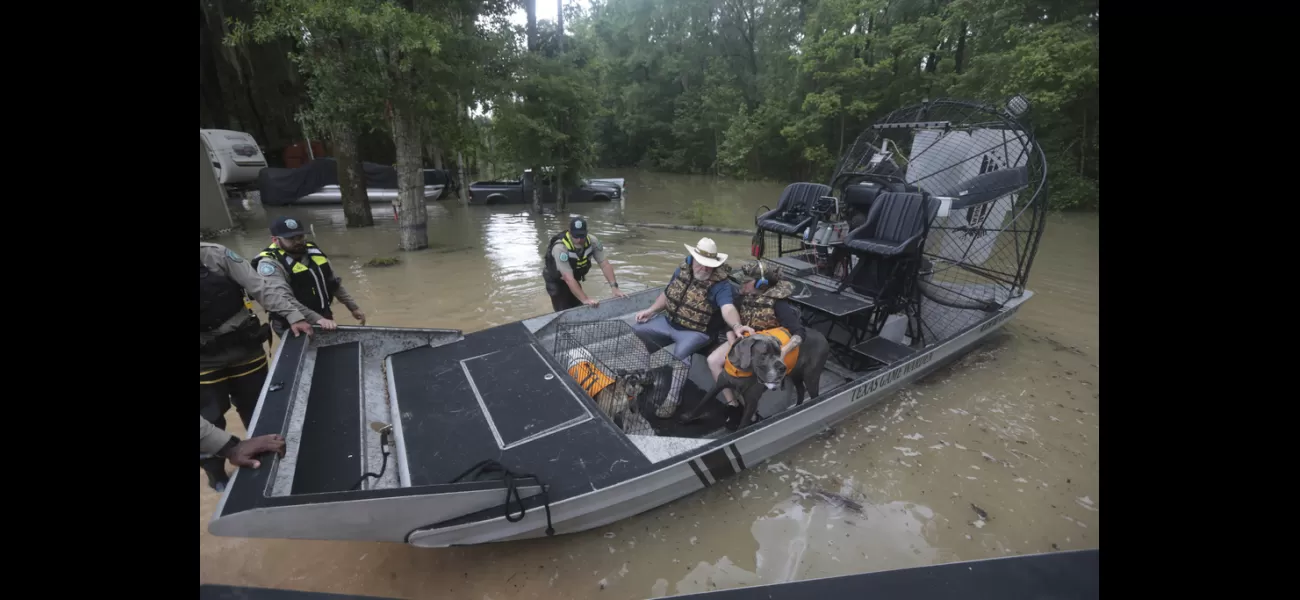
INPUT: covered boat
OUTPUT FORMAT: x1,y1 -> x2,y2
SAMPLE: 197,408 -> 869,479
256,158 -> 447,206
208,96 -> 1049,547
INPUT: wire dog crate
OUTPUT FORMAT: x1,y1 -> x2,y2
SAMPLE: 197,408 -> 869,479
551,320 -> 690,437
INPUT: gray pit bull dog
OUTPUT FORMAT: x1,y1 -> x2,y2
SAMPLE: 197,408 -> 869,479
679,327 -> 830,430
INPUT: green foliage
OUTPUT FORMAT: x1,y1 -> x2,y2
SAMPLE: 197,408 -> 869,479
679,199 -> 725,227
569,0 -> 1099,210
489,19 -> 597,192
226,0 -> 1098,211
227,0 -> 515,166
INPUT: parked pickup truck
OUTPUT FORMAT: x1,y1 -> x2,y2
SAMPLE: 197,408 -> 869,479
467,168 -> 624,205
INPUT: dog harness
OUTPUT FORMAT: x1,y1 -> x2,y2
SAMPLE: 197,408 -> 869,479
568,360 -> 616,398
724,328 -> 801,378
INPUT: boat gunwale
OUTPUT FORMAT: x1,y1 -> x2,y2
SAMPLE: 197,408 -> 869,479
406,291 -> 1030,543
211,282 -> 1029,538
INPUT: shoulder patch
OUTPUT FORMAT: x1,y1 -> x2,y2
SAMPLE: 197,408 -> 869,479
559,251 -> 570,262
225,248 -> 244,263
591,235 -> 601,249
258,262 -> 277,277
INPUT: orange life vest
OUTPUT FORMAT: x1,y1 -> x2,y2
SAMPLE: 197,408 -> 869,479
724,328 -> 800,378
568,361 -> 615,398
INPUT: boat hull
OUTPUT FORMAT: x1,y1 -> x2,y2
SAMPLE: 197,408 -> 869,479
207,285 -> 1030,547
406,292 -> 1029,547
294,185 -> 445,205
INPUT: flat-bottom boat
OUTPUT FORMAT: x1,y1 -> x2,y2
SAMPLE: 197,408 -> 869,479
208,96 -> 1051,548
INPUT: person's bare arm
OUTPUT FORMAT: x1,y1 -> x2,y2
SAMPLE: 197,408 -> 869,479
331,278 -> 366,324
776,302 -> 804,357
552,244 -> 596,305
561,271 -> 592,304
591,237 -> 625,298
635,292 -> 668,322
720,304 -> 754,336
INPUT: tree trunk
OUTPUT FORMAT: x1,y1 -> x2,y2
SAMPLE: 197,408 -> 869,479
433,143 -> 444,170
955,23 -> 967,74
526,0 -> 538,52
557,0 -> 565,53
391,103 -> 428,251
838,112 -> 846,157
334,124 -> 374,228
457,150 -> 469,205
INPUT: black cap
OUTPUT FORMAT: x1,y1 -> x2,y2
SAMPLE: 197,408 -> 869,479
270,216 -> 307,238
569,217 -> 589,238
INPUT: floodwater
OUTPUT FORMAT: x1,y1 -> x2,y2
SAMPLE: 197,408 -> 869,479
199,169 -> 1099,598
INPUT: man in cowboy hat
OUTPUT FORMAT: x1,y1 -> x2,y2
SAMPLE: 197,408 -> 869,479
632,237 -> 755,417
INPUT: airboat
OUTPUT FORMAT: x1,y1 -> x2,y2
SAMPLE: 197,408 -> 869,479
208,96 -> 1050,547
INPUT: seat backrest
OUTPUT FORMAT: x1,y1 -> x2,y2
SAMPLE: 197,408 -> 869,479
775,182 -> 832,220
841,182 -> 883,213
862,192 -> 935,245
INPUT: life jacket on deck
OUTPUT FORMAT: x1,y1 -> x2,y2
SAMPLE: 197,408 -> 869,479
253,242 -> 340,325
724,327 -> 801,378
568,360 -> 615,398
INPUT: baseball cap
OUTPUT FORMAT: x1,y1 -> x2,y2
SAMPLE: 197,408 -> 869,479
569,217 -> 589,238
270,216 -> 306,238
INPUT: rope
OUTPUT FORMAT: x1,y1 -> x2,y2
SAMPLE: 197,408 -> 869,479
450,459 -> 556,536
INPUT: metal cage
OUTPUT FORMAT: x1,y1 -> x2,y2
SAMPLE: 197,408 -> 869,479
551,320 -> 690,437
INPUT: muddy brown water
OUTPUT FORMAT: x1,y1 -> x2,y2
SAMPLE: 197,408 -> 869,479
200,169 -> 1098,599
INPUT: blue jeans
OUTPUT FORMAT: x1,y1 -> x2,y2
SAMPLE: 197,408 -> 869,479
631,315 -> 712,364
632,315 -> 711,414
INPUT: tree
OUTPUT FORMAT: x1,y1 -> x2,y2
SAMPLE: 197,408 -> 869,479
490,16 -> 596,213
229,0 -> 454,250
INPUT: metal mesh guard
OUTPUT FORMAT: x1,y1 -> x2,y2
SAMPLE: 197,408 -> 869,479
551,320 -> 689,437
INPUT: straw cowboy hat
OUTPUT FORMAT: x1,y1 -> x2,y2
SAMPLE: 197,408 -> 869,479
685,237 -> 728,268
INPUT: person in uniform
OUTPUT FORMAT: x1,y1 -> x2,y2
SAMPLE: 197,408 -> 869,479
632,237 -> 755,417
701,260 -> 807,425
542,217 -> 626,311
200,241 -> 312,491
251,217 -> 368,339
200,415 -> 286,471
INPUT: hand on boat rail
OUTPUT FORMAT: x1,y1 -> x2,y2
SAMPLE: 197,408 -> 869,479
227,434 -> 286,469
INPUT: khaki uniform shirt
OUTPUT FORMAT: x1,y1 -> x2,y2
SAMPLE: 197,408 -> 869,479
257,252 -> 361,323
200,242 -> 305,370
199,415 -> 234,455
551,234 -> 607,276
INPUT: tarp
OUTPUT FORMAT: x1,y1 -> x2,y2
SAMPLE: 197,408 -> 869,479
258,158 -> 400,206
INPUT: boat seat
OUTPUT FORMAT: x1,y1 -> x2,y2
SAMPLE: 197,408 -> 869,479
838,191 -> 941,299
841,182 -> 884,215
756,182 -> 832,236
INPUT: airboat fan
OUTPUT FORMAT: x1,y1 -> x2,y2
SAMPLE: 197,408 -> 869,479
830,96 -> 1048,313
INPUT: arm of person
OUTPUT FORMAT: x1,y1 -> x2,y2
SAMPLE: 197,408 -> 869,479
200,414 -> 234,456
711,282 -> 755,336
259,260 -> 327,324
219,248 -> 307,325
201,415 -> 287,468
332,279 -> 361,313
774,300 -> 805,357
331,278 -> 366,324
552,244 -> 594,304
590,236 -> 625,298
